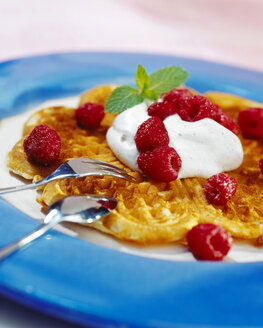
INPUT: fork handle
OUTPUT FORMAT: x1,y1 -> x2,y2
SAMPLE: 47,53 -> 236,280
0,218 -> 59,260
0,183 -> 38,195
0,175 -> 57,195
0,173 -> 76,195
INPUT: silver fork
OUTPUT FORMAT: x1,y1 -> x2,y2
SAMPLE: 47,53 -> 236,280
0,158 -> 135,195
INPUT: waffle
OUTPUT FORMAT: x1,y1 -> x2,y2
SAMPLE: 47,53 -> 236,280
7,86 -> 263,244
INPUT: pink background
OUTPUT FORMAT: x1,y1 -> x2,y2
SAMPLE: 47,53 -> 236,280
1,0 -> 263,71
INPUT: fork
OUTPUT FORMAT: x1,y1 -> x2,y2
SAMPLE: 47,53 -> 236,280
0,158 -> 136,195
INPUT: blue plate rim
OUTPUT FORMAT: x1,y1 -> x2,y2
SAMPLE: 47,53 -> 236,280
2,49 -> 263,75
1,51 -> 263,328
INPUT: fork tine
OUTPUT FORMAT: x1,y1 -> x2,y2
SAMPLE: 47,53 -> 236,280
81,158 -> 122,168
81,158 -> 120,168
95,169 -> 136,182
95,167 -> 136,182
81,158 -> 130,174
92,163 -> 129,175
69,157 -> 136,182
96,166 -> 134,176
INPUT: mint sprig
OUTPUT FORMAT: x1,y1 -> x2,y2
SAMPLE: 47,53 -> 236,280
104,86 -> 144,114
148,66 -> 188,95
135,64 -> 149,91
105,64 -> 188,113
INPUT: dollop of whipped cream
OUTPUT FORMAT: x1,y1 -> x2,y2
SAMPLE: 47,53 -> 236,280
106,102 -> 243,179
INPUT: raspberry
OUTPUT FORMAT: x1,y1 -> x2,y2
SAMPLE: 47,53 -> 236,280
238,107 -> 263,138
137,146 -> 182,182
162,88 -> 192,104
177,95 -> 219,122
177,95 -> 239,134
214,109 -> 239,135
204,173 -> 237,205
147,101 -> 177,120
186,223 -> 232,261
75,102 -> 105,128
23,125 -> 61,166
259,157 -> 263,173
134,117 -> 169,152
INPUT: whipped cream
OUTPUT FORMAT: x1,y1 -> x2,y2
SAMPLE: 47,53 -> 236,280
106,102 -> 243,179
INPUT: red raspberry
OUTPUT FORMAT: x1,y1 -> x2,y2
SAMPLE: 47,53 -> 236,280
134,117 -> 169,152
259,157 -> 263,173
238,107 -> 263,138
204,173 -> 237,205
177,95 -> 219,122
23,125 -> 61,166
177,95 -> 239,134
137,146 -> 182,182
147,101 -> 177,120
213,109 -> 239,135
75,102 -> 105,128
162,88 -> 192,104
186,223 -> 232,261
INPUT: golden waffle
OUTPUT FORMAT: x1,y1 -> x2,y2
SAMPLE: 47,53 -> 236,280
7,86 -> 263,244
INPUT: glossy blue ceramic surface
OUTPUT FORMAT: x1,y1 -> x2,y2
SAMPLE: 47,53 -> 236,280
1,52 -> 263,328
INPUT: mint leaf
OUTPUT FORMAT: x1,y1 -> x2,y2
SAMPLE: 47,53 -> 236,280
142,88 -> 158,101
148,66 -> 188,94
104,65 -> 189,114
136,64 -> 149,91
105,86 -> 144,113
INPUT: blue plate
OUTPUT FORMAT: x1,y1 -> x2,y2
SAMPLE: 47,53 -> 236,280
1,52 -> 263,328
